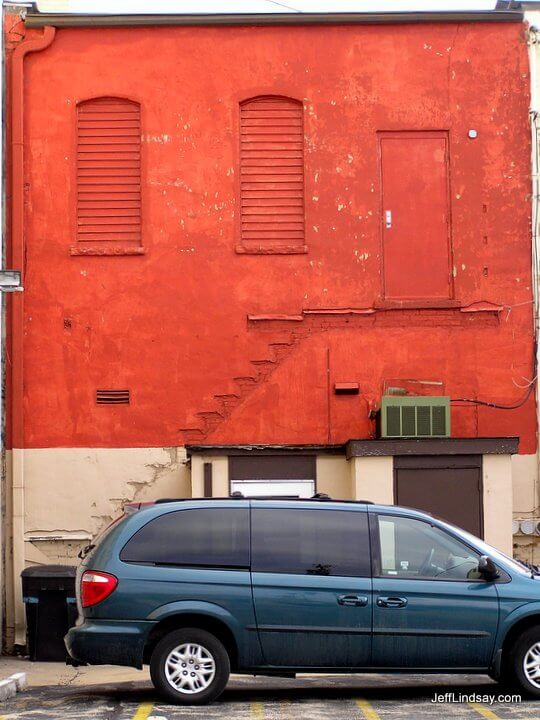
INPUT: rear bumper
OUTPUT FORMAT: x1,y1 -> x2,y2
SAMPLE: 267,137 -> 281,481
65,619 -> 156,669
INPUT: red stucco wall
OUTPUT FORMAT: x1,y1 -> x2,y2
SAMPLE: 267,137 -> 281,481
11,20 -> 536,452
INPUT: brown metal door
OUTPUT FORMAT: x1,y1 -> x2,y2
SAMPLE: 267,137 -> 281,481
394,455 -> 483,537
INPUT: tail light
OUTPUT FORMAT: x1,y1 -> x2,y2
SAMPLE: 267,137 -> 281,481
81,570 -> 118,608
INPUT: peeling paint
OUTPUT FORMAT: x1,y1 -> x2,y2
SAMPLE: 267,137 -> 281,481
8,23 -> 536,583
142,133 -> 171,143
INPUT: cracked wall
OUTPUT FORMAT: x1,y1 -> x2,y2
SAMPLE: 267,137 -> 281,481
16,447 -> 190,565
5,17 -> 538,644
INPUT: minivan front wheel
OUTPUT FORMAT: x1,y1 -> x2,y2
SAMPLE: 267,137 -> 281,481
507,627 -> 540,698
150,628 -> 230,704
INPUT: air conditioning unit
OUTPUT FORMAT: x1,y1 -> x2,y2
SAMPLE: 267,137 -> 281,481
381,396 -> 451,438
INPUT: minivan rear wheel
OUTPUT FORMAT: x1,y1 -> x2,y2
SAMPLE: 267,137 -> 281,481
506,627 -> 540,698
150,628 -> 230,704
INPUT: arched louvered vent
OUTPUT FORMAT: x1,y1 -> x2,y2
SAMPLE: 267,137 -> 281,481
75,97 -> 142,253
239,96 -> 305,254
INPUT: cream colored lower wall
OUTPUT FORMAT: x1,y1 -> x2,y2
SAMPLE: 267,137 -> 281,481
191,456 -> 228,497
316,456 -> 353,499
511,453 -> 540,563
3,451 -> 14,650
191,455 -> 355,499
483,454 -> 513,555
8,448 -> 537,564
4,447 -> 190,645
512,454 -> 538,516
22,447 -> 190,554
3,446 -> 538,647
343,452 -> 531,558
350,456 -> 394,504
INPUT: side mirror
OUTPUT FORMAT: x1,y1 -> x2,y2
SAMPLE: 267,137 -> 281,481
478,555 -> 500,581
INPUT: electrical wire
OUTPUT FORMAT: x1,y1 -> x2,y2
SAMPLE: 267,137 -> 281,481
451,341 -> 537,410
451,381 -> 535,410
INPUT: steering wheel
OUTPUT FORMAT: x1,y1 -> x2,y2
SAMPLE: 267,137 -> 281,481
418,547 -> 435,576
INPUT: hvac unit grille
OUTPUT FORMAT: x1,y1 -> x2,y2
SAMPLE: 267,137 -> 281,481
96,389 -> 130,405
381,396 -> 450,438
76,97 -> 142,247
239,96 -> 305,249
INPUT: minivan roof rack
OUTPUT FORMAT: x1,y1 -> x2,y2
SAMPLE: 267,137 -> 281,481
155,496 -> 374,504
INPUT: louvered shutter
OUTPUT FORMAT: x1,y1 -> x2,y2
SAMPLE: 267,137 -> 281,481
76,97 -> 142,248
239,97 -> 305,252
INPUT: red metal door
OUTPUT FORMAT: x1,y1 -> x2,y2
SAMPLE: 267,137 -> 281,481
380,132 -> 451,300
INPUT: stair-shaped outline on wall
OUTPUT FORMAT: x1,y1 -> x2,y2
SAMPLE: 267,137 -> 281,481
178,303 -> 502,443
179,336 -> 299,443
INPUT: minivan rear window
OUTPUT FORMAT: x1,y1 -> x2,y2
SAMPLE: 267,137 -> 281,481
120,508 -> 249,568
251,508 -> 370,577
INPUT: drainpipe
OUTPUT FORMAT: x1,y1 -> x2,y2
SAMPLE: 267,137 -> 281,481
9,23 -> 55,647
528,14 -> 540,563
0,4 -> 4,653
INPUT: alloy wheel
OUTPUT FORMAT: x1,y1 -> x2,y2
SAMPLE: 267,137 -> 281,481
523,641 -> 540,688
164,642 -> 216,694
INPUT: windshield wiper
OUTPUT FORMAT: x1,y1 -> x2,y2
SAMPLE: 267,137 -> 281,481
516,559 -> 540,578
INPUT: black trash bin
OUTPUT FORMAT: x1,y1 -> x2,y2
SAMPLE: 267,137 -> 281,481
21,565 -> 78,661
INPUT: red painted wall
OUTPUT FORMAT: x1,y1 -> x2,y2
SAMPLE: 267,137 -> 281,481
10,20 -> 536,452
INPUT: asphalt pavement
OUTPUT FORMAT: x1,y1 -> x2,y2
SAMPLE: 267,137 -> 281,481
0,670 -> 538,720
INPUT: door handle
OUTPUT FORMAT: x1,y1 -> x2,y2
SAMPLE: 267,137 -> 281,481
337,594 -> 368,607
377,596 -> 408,608
385,210 -> 392,229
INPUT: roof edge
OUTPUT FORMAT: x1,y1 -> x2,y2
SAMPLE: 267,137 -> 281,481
24,10 -> 524,29
186,444 -> 346,456
346,437 -> 520,459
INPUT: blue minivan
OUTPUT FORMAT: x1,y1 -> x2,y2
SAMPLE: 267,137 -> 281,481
66,497 -> 540,704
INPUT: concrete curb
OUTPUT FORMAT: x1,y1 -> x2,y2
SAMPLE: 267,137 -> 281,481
0,672 -> 27,702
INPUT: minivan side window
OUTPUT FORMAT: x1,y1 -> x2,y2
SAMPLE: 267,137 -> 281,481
376,515 -> 482,581
252,508 -> 370,577
120,508 -> 249,568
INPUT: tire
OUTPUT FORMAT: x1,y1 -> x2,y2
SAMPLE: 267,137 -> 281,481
505,627 -> 540,698
149,628 -> 230,705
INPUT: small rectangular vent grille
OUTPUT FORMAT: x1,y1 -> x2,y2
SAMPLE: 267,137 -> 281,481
77,97 -> 141,246
239,96 -> 305,248
386,405 -> 401,436
381,396 -> 450,438
416,405 -> 431,436
96,389 -> 130,405
432,405 -> 447,436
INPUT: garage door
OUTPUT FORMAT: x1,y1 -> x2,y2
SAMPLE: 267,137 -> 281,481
394,455 -> 483,538
229,455 -> 316,498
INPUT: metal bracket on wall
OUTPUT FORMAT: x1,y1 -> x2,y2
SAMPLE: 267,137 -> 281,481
0,270 -> 23,292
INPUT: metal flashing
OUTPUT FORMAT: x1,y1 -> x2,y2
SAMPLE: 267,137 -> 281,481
346,437 -> 520,459
186,444 -> 346,456
25,10 -> 524,29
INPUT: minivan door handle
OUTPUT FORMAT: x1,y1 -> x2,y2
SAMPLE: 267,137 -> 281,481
377,596 -> 408,608
337,594 -> 368,607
